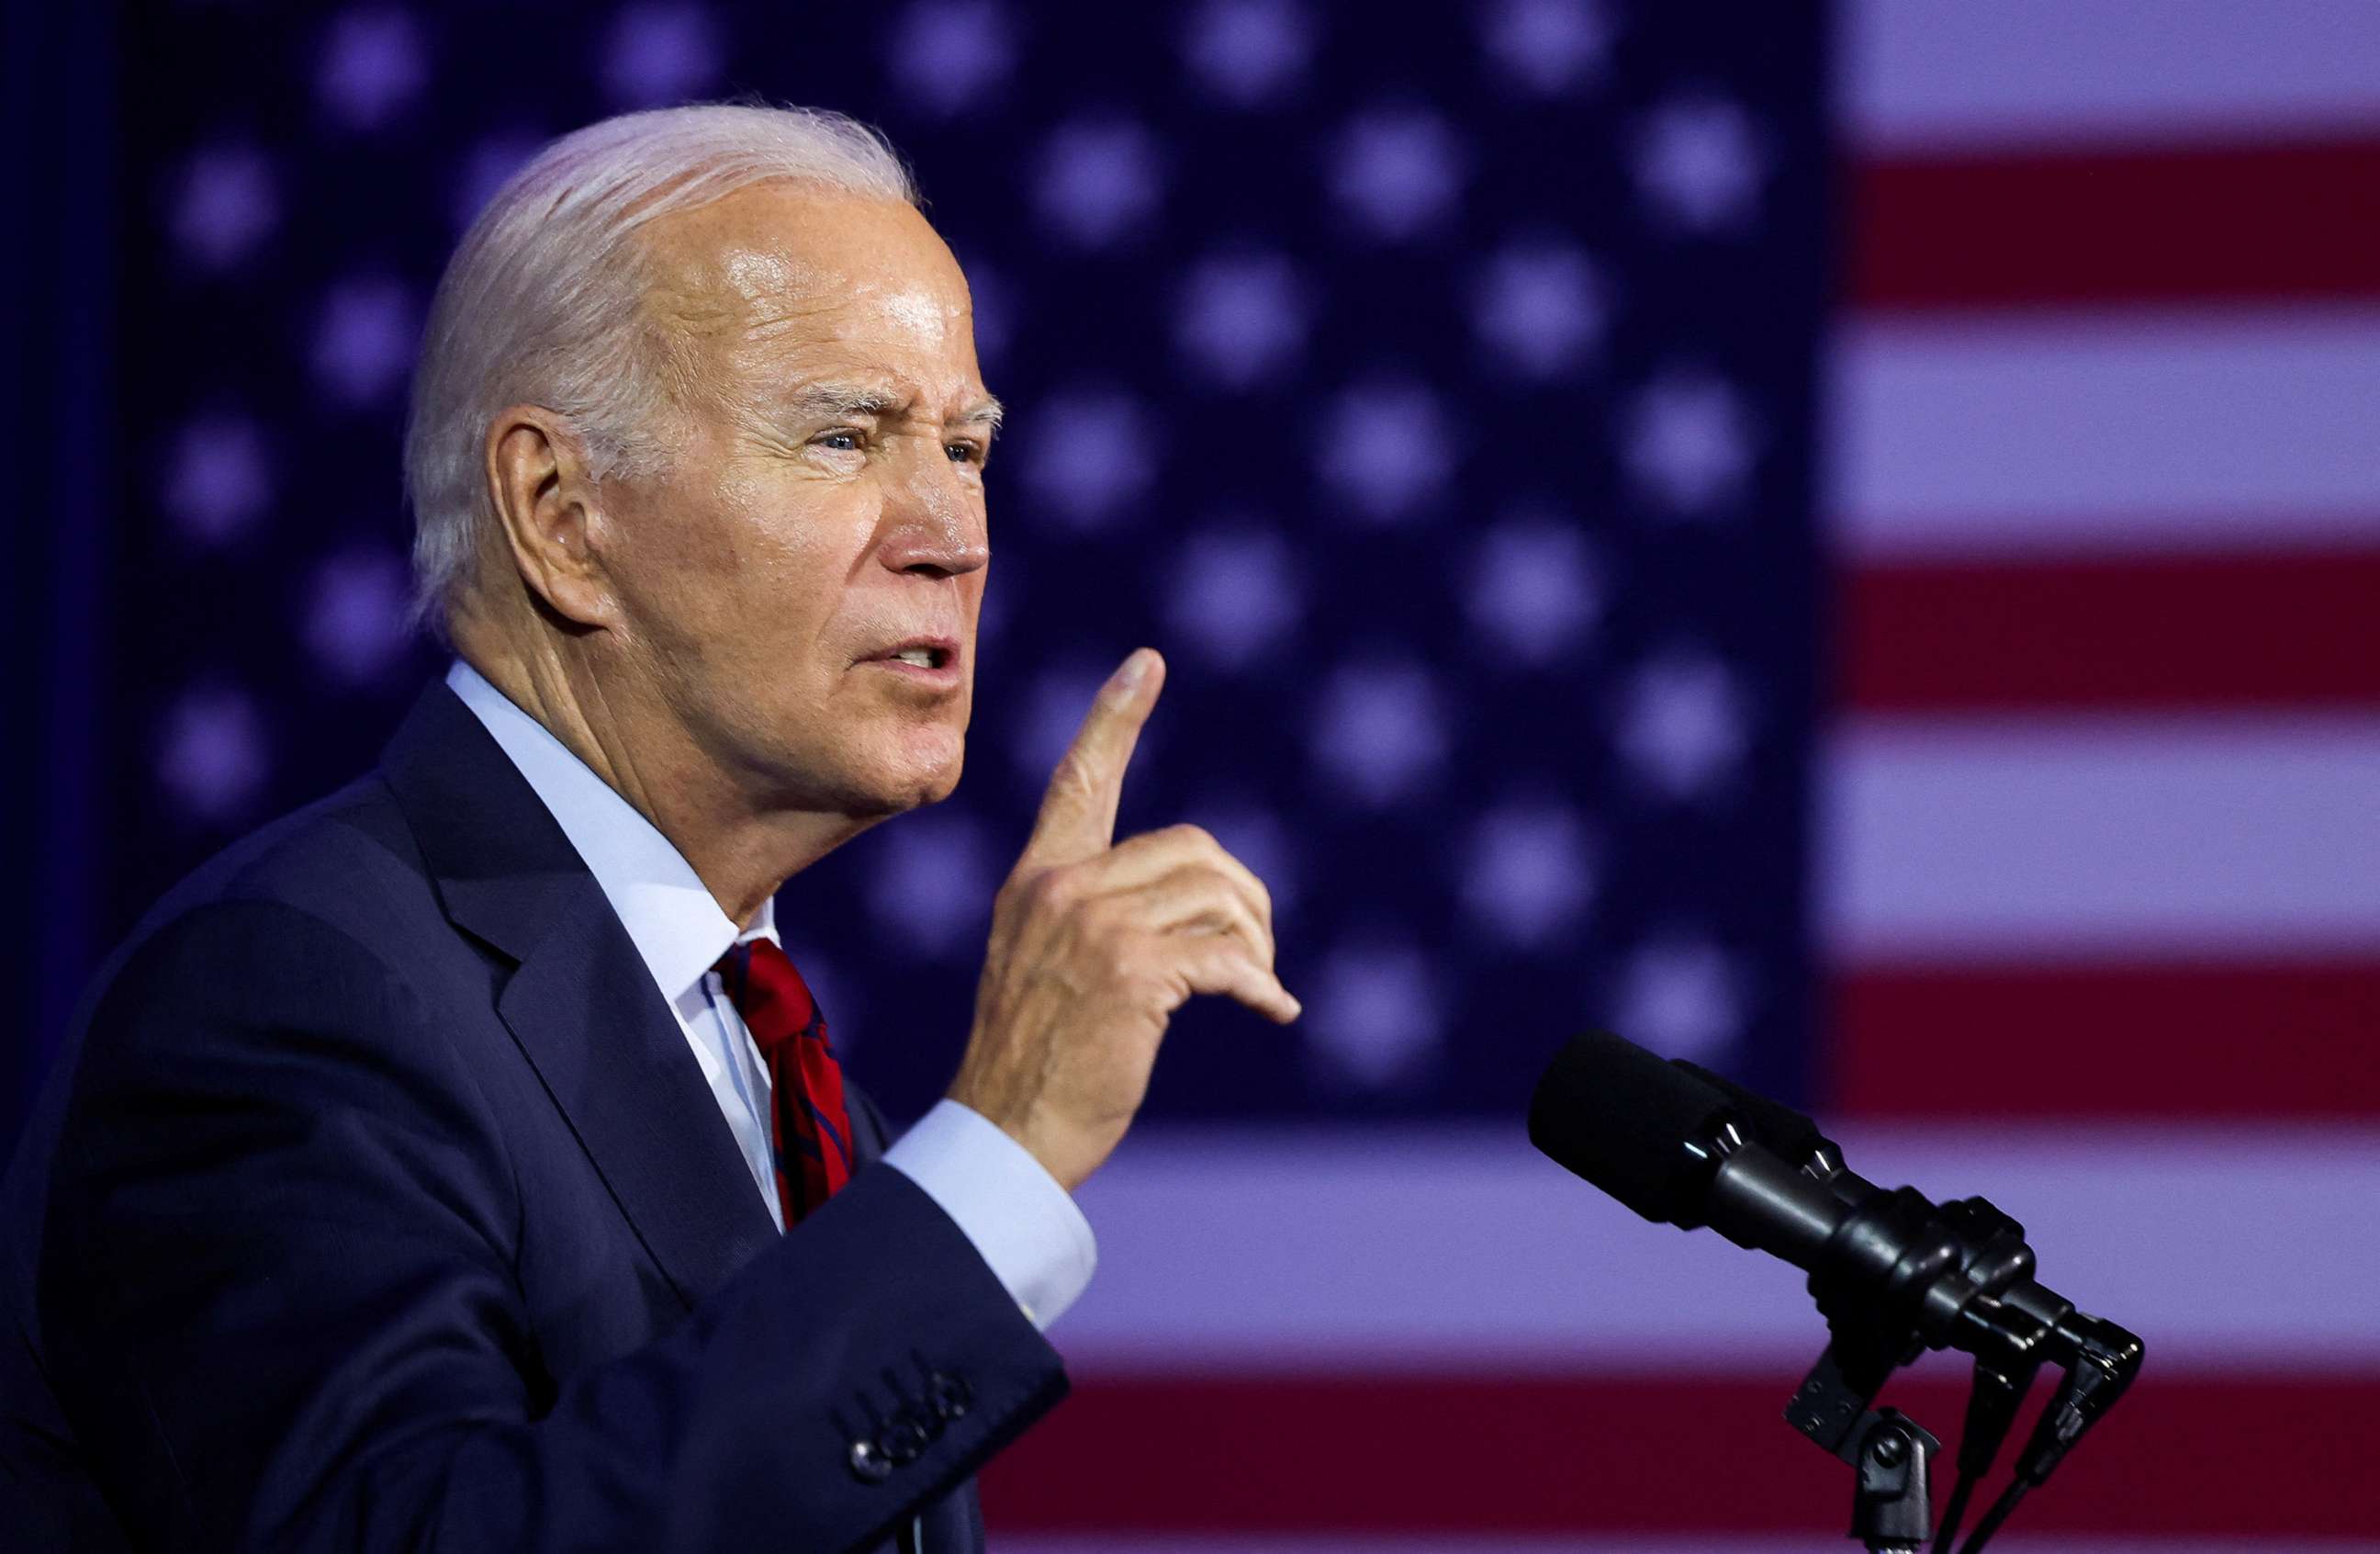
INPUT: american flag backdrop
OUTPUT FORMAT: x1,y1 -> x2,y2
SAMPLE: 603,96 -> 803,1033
28,0 -> 2380,1548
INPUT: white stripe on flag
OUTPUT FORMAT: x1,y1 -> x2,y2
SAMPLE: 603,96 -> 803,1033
1051,1125 -> 2380,1374
1829,310 -> 2380,559
1843,0 -> 2380,151
1819,714 -> 2380,963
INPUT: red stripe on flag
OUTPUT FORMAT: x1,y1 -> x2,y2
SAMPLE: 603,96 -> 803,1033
1830,962 -> 2380,1119
1840,546 -> 2380,712
984,1369 -> 2379,1535
1852,137 -> 2380,309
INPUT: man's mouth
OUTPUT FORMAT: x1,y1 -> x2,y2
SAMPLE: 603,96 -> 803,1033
860,636 -> 961,679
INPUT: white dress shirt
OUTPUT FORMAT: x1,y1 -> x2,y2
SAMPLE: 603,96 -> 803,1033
446,661 -> 1095,1329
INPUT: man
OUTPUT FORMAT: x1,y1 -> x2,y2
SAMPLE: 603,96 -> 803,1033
0,103 -> 1296,1552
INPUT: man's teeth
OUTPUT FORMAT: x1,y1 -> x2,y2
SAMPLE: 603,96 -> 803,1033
892,648 -> 936,667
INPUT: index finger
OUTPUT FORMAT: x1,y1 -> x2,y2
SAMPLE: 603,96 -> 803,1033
1019,648 -> 1166,869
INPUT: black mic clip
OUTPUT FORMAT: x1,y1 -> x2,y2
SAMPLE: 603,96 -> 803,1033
1787,1346 -> 1942,1554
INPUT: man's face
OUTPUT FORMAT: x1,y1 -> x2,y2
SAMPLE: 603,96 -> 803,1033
597,183 -> 995,820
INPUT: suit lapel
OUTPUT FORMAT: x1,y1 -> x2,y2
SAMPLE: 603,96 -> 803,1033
381,683 -> 779,1312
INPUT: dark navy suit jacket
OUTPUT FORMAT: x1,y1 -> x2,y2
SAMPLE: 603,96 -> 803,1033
0,683 -> 1067,1552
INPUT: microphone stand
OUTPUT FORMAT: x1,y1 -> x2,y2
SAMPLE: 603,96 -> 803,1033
1786,1340 -> 1940,1553
1648,1059 -> 2141,1552
1774,1173 -> 2056,1554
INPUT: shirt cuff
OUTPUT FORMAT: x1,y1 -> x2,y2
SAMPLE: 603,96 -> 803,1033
880,1098 -> 1097,1331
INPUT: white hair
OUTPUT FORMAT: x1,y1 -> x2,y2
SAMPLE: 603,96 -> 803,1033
403,103 -> 918,634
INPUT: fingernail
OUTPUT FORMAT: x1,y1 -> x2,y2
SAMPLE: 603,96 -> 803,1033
1111,648 -> 1152,694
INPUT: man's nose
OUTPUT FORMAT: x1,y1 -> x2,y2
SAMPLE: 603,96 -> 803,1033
879,472 -> 990,579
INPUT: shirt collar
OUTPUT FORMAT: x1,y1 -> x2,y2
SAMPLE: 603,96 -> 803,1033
445,660 -> 777,1006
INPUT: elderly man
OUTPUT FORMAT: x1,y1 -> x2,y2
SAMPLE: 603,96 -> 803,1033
0,104 -> 1295,1552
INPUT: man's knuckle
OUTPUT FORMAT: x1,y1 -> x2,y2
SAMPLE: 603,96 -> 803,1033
1199,868 -> 1251,914
1076,894 -> 1128,938
1175,935 -> 1224,973
1044,864 -> 1092,908
1010,865 -> 1074,920
1166,822 -> 1217,851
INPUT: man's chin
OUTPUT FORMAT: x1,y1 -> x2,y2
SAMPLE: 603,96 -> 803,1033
763,720 -> 965,819
887,764 -> 963,813
847,743 -> 965,816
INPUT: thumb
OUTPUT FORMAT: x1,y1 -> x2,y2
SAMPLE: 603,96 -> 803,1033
1020,648 -> 1164,868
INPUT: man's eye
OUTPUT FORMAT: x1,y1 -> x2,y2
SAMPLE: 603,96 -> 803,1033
946,442 -> 983,465
816,430 -> 865,453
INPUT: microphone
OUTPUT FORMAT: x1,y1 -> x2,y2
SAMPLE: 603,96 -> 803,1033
1529,1031 -> 2014,1354
1530,1032 -> 2141,1553
1672,1059 -> 1855,1192
1668,1053 -> 2144,1474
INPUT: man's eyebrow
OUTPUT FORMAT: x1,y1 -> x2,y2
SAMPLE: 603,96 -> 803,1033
782,382 -> 900,419
780,384 -> 1004,434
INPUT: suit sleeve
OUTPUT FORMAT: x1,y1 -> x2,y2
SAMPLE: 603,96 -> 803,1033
39,899 -> 1066,1554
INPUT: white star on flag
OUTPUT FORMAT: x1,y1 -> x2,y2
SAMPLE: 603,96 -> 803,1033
1612,936 -> 1745,1064
1305,939 -> 1444,1093
1036,118 -> 1165,249
1471,241 -> 1608,379
1461,801 -> 1599,950
885,0 -> 1015,117
1330,107 -> 1466,241
1182,0 -> 1313,107
1167,525 -> 1304,670
1311,659 -> 1449,807
1479,0 -> 1613,98
1016,388 -> 1155,530
1622,369 -> 1759,514
1175,252 -> 1309,389
1616,651 -> 1749,801
158,687 -> 270,823
1633,94 -> 1767,234
1316,378 -> 1454,521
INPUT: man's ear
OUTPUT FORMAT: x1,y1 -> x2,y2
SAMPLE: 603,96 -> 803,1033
483,406 -> 623,629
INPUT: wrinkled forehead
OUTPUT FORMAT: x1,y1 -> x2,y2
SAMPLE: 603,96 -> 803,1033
637,184 -> 977,381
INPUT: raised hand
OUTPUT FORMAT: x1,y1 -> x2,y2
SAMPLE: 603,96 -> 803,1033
947,648 -> 1299,1191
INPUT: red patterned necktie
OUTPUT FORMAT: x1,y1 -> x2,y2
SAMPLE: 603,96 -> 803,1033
714,939 -> 854,1226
